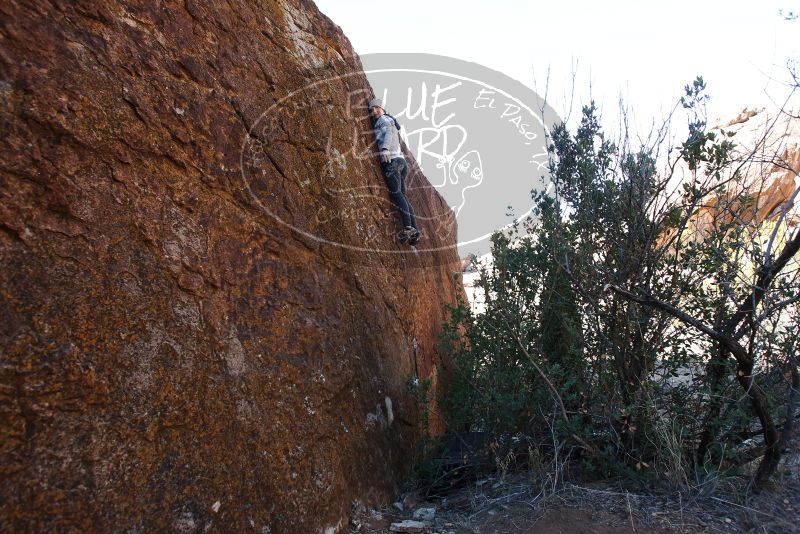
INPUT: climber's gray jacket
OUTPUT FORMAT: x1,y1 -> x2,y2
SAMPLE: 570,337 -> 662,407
372,115 -> 405,160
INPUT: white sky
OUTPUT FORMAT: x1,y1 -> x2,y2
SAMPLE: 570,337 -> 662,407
315,0 -> 799,134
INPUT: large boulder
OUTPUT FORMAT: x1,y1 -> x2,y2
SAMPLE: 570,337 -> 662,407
0,1 -> 463,532
679,107 -> 799,240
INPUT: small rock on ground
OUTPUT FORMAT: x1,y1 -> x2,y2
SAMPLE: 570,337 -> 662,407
412,507 -> 436,521
389,519 -> 429,533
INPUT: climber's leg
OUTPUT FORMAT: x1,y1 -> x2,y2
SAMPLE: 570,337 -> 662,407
381,159 -> 414,229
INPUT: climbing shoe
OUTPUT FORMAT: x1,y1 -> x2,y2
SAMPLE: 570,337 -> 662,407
397,227 -> 411,244
407,227 -> 421,246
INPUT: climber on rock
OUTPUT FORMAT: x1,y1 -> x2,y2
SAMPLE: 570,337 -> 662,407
369,98 -> 421,246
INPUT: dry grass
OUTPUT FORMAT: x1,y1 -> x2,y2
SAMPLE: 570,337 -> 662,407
349,449 -> 800,533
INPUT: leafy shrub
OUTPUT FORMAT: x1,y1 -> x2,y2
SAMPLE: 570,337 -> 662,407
437,82 -> 800,490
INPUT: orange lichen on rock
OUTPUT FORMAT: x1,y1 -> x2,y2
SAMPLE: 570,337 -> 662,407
0,1 -> 463,532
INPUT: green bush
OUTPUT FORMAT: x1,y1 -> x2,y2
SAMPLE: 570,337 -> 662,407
437,82 -> 800,491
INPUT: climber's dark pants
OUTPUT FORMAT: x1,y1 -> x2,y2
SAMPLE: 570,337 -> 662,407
381,157 -> 417,229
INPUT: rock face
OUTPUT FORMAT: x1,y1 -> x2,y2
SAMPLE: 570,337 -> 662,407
0,1 -> 463,532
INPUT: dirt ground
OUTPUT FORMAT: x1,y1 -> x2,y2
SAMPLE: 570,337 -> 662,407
349,457 -> 800,534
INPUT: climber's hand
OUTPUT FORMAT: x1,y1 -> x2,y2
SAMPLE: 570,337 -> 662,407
380,150 -> 391,164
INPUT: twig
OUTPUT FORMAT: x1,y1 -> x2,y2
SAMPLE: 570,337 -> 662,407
709,496 -> 792,523
626,492 -> 637,532
567,484 -> 647,499
497,311 -> 597,455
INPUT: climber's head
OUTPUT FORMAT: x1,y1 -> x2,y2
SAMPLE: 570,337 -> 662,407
368,98 -> 384,119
